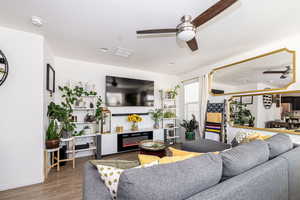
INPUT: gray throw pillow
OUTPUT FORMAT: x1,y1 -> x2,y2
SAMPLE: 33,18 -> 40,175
89,159 -> 140,169
221,140 -> 269,179
265,134 -> 293,159
117,153 -> 222,200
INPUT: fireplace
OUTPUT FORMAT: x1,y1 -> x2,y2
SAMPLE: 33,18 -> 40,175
118,131 -> 153,152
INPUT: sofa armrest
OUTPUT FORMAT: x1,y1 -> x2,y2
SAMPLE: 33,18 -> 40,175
279,146 -> 300,200
83,162 -> 111,200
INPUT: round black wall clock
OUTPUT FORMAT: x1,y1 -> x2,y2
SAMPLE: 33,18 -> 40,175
0,50 -> 8,86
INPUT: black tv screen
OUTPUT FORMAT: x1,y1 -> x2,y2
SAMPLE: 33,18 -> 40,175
106,76 -> 154,107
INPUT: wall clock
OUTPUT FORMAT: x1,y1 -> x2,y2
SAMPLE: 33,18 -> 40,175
0,50 -> 8,86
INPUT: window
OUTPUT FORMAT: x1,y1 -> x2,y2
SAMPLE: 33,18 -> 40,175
184,81 -> 199,121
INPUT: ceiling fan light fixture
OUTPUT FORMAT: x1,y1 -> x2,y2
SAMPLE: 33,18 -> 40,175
176,15 -> 196,41
177,28 -> 196,41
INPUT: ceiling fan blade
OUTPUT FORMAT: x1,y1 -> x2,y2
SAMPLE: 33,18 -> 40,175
192,0 -> 238,28
263,71 -> 286,74
186,38 -> 198,51
136,29 -> 177,34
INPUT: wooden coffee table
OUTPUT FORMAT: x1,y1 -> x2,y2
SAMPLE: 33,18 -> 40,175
139,140 -> 166,158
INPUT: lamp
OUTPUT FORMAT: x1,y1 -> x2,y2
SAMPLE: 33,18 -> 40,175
176,15 -> 196,41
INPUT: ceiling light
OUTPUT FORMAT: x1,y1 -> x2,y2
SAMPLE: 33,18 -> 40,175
31,16 -> 43,27
176,15 -> 196,41
114,47 -> 133,58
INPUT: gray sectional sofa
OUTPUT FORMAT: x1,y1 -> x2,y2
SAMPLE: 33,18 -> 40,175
83,134 -> 300,200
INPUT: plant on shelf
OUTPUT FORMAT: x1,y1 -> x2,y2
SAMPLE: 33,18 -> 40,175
230,101 -> 255,127
47,101 -> 76,138
166,85 -> 180,99
163,111 -> 176,119
48,84 -> 100,138
180,115 -> 199,140
73,129 -> 84,137
45,119 -> 60,149
94,96 -> 104,122
128,114 -> 143,131
149,109 -> 163,129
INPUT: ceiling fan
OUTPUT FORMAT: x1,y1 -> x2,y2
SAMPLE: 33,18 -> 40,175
263,66 -> 291,79
136,0 -> 238,51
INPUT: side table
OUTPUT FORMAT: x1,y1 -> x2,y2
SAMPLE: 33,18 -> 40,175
44,147 -> 60,179
139,140 -> 166,158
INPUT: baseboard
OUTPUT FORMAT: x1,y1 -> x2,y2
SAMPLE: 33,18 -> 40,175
0,178 -> 44,192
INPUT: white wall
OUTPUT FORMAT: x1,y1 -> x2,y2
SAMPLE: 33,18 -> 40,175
54,57 -> 179,132
179,34 -> 300,143
0,27 -> 44,191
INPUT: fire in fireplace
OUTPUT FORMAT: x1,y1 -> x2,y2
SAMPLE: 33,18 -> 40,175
118,131 -> 153,152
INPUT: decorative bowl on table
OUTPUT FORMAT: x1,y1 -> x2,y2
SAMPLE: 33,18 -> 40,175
139,140 -> 166,151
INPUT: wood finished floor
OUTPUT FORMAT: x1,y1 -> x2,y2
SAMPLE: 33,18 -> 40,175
0,151 -> 140,200
0,144 -> 180,200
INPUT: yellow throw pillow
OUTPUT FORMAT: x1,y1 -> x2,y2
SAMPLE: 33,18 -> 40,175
258,135 -> 272,140
168,147 -> 203,157
138,154 -> 200,165
169,147 -> 219,156
159,154 -> 195,164
138,154 -> 160,165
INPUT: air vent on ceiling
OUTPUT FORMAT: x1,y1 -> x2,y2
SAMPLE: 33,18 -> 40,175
114,47 -> 133,58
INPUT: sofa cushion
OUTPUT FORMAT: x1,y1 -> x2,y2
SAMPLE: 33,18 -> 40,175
265,134 -> 293,159
117,153 -> 222,200
221,140 -> 269,179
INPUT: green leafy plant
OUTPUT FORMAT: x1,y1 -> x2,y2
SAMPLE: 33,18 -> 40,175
168,85 -> 180,99
94,96 -> 104,122
73,85 -> 97,97
180,115 -> 199,132
230,101 -> 255,127
72,130 -> 84,136
163,111 -> 176,119
46,120 -> 60,140
149,109 -> 163,122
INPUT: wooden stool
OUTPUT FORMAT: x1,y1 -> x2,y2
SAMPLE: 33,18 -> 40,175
44,147 -> 60,179
60,137 -> 76,169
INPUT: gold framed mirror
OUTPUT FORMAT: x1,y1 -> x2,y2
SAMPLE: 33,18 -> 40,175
228,90 -> 300,135
209,48 -> 296,96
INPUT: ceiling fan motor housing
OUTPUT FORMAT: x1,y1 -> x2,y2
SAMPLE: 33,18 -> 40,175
176,15 -> 196,41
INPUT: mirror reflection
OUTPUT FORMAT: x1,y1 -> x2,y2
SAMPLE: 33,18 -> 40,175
210,49 -> 295,95
229,91 -> 300,134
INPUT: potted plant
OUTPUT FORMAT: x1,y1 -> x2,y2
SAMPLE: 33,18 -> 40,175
46,119 -> 60,149
149,109 -> 163,129
128,114 -> 143,131
180,115 -> 199,140
166,85 -> 180,99
47,101 -> 75,138
163,111 -> 176,119
230,101 -> 255,127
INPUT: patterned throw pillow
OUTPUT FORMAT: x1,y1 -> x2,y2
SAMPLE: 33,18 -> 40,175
97,165 -> 123,199
97,161 -> 159,199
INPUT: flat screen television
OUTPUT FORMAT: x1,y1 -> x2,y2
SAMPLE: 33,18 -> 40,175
106,76 -> 154,107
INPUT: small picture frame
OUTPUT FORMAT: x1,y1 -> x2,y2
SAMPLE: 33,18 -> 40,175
240,96 -> 253,105
46,64 -> 55,96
